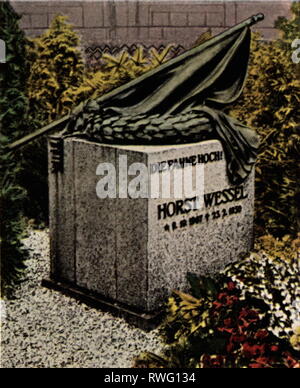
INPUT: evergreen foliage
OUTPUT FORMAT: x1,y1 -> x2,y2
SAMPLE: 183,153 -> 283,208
0,1 -> 29,140
0,2 -> 29,297
21,15 -> 86,222
64,45 -> 174,102
229,4 -> 300,237
275,1 -> 300,44
27,15 -> 85,123
0,137 -> 29,298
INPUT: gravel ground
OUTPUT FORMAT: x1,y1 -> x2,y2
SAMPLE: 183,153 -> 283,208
1,229 -> 163,368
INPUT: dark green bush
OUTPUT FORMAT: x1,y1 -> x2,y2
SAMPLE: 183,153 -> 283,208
275,1 -> 300,44
230,4 -> 300,237
0,2 -> 29,297
0,137 -> 29,298
0,1 -> 29,140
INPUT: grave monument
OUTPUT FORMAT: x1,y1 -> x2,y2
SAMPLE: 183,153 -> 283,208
41,14 -> 264,326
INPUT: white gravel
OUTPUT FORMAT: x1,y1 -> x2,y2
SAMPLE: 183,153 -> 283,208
1,229 -> 163,368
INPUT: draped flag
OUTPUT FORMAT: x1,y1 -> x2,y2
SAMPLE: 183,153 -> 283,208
65,16 -> 263,184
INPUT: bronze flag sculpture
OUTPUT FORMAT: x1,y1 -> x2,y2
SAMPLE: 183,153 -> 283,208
9,14 -> 264,184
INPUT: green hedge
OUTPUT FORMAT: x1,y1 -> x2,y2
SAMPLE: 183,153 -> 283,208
0,2 -> 29,297
230,3 -> 300,237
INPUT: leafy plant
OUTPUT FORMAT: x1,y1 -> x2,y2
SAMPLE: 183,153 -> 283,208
229,4 -> 300,237
19,15 -> 86,222
27,15 -> 85,123
275,1 -> 300,44
149,45 -> 175,67
0,2 -> 30,298
130,46 -> 149,67
0,138 -> 29,298
65,45 -> 174,102
102,51 -> 130,76
256,234 -> 299,264
0,1 -> 29,140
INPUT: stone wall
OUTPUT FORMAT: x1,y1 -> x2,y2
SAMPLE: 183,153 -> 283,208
12,1 -> 292,47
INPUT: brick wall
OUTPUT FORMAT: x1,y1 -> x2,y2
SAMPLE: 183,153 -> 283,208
11,1 -> 292,47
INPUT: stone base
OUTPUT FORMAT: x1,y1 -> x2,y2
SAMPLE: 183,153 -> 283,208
48,138 -> 254,313
42,278 -> 164,331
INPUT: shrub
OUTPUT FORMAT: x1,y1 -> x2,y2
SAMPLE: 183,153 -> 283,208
256,234 -> 300,264
27,15 -> 85,123
19,15 -> 86,222
0,138 -> 29,298
0,2 -> 29,298
64,45 -> 175,102
275,1 -> 300,44
0,1 -> 29,140
229,4 -> 300,237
